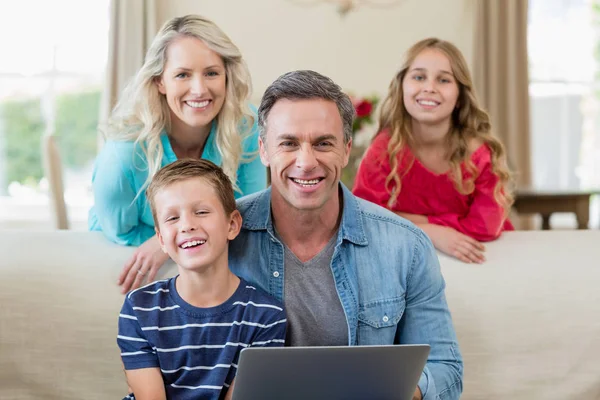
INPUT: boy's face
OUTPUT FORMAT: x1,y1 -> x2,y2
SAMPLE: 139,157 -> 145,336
154,177 -> 241,273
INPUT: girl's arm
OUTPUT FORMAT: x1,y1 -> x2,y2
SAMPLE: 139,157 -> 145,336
427,159 -> 508,242
395,212 -> 428,224
395,212 -> 486,263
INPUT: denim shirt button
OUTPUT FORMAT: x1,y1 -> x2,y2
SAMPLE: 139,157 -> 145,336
382,315 -> 389,322
273,271 -> 280,278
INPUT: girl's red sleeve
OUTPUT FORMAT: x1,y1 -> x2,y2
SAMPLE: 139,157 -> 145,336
428,146 -> 510,242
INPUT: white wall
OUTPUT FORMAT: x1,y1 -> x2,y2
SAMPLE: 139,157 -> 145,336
156,0 -> 475,102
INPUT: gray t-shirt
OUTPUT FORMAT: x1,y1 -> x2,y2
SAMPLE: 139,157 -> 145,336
279,232 -> 349,346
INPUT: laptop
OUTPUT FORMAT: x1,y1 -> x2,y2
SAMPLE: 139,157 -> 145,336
231,344 -> 430,400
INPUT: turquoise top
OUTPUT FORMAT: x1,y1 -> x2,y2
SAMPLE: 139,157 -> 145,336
88,116 -> 266,246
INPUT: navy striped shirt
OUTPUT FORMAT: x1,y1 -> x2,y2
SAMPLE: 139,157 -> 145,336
117,276 -> 287,399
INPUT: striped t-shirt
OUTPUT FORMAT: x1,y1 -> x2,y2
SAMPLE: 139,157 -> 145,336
117,276 -> 287,400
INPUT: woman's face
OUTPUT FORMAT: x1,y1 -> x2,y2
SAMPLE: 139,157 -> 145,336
402,48 -> 460,127
156,36 -> 227,132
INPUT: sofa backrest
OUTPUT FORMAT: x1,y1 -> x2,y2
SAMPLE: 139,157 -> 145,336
1,230 -> 599,399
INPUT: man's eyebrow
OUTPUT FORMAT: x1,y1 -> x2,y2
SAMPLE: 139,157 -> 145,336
274,133 -> 339,142
275,133 -> 298,141
313,134 -> 338,142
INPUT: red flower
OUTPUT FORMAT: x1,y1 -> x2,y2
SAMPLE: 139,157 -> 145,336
355,99 -> 373,117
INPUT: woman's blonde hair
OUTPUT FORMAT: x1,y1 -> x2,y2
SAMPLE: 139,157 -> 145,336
106,14 -> 254,194
377,37 -> 514,213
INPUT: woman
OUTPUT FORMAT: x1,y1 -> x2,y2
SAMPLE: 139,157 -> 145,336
89,15 -> 265,292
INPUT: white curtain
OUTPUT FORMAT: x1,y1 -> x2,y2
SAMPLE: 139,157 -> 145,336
473,0 -> 532,229
100,0 -> 161,133
473,0 -> 531,189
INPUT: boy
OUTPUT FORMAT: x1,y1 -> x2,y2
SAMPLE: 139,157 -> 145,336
117,159 -> 287,400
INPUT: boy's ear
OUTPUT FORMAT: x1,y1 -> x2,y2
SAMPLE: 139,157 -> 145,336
227,210 -> 242,241
155,228 -> 168,253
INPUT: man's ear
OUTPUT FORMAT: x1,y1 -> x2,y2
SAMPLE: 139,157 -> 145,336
156,228 -> 168,253
342,137 -> 352,168
227,210 -> 242,241
258,136 -> 270,167
155,76 -> 166,95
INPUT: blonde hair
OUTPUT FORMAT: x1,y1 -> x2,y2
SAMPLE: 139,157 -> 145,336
377,37 -> 514,213
146,159 -> 236,230
106,14 -> 254,194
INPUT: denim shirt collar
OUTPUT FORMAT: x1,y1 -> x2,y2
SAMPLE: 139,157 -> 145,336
241,183 -> 368,246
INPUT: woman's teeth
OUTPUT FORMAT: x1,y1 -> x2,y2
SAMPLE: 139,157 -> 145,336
186,100 -> 210,108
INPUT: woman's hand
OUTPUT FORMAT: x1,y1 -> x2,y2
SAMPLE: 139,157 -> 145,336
420,224 -> 486,264
118,235 -> 170,294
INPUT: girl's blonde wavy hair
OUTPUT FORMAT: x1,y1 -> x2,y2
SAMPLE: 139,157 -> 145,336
106,14 -> 254,194
377,37 -> 514,214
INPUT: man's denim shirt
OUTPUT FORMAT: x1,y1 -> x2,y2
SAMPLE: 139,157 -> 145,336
229,185 -> 463,400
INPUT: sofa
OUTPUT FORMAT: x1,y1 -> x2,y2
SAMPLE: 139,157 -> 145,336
1,229 -> 599,399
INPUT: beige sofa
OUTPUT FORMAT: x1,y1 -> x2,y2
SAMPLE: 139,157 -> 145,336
1,229 -> 599,399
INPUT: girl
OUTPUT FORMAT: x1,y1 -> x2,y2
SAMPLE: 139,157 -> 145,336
353,38 -> 514,264
89,15 -> 265,292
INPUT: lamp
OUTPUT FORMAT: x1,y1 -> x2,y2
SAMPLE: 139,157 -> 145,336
287,0 -> 404,16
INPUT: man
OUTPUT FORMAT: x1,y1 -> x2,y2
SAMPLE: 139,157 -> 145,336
229,70 -> 463,400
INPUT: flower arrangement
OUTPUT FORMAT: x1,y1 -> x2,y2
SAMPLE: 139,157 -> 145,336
341,94 -> 380,188
350,94 -> 379,136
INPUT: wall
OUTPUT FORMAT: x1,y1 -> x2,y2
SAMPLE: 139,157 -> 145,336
156,0 -> 475,102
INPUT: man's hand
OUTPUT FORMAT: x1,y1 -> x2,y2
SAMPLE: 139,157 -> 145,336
420,224 -> 485,264
118,235 -> 170,294
413,386 -> 422,400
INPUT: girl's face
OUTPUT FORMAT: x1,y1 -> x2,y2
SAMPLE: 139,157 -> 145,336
156,36 -> 227,133
402,48 -> 460,127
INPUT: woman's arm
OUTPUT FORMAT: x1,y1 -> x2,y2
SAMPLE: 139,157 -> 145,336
90,141 -> 154,246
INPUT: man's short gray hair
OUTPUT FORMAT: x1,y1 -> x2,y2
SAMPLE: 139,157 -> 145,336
258,70 -> 355,143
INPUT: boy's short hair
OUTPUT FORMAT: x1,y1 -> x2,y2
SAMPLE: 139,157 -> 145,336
146,158 -> 237,229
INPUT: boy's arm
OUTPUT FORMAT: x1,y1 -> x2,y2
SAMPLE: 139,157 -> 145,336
118,297 -> 165,399
125,368 -> 167,400
249,308 -> 287,348
227,308 -> 286,400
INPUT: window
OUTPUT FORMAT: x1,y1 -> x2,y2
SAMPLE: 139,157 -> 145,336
0,0 -> 110,229
528,0 -> 600,228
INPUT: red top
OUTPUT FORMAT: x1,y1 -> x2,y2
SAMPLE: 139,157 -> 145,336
352,131 -> 514,242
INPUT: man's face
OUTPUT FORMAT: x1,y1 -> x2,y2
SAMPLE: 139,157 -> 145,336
259,98 -> 351,213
